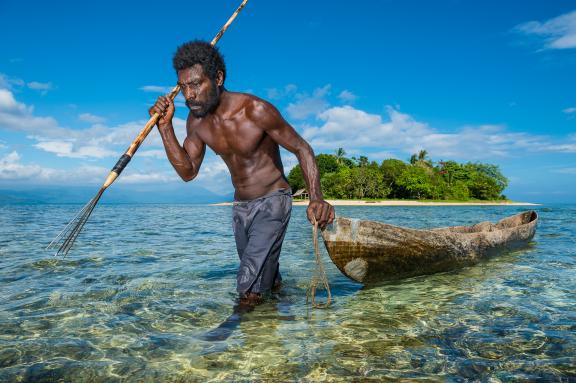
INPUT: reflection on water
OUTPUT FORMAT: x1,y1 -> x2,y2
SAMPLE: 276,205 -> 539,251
0,204 -> 574,381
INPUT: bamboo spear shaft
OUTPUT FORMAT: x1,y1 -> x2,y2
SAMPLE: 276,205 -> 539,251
48,0 -> 249,258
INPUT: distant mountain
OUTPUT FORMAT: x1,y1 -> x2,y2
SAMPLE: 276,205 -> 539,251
0,183 -> 230,204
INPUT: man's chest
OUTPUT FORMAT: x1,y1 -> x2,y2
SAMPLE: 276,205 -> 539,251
195,120 -> 266,156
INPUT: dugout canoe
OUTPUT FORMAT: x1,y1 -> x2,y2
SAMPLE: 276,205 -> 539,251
321,210 -> 538,283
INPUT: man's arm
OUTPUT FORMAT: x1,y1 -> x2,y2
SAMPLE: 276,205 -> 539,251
252,100 -> 335,228
150,95 -> 205,181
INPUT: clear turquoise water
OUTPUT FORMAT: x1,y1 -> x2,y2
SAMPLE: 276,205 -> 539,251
0,204 -> 574,382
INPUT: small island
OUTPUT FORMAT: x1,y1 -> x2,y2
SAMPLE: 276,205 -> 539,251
286,149 -> 535,205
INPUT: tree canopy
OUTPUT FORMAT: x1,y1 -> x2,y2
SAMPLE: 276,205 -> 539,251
287,148 -> 509,201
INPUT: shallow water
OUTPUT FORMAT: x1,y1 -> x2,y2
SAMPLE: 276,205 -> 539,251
0,203 -> 574,381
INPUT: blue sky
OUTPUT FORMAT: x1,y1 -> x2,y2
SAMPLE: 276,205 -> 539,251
1,0 -> 575,202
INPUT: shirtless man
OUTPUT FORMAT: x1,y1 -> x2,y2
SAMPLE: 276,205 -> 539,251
150,41 -> 335,303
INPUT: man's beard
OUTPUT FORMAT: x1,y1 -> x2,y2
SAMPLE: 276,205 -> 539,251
186,81 -> 220,118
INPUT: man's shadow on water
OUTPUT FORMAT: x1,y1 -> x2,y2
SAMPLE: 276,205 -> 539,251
199,290 -> 296,342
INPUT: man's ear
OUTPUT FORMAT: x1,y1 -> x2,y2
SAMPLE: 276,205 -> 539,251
216,70 -> 224,87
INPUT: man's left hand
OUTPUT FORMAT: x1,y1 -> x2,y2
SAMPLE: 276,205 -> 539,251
307,199 -> 335,230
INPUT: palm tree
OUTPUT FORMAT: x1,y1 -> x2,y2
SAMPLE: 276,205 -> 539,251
417,149 -> 433,168
417,149 -> 428,162
335,147 -> 346,166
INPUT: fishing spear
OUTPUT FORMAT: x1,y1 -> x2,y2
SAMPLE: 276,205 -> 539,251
48,0 -> 249,259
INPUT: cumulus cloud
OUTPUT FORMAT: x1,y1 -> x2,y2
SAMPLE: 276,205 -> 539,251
0,87 -> 188,159
78,113 -> 106,124
0,73 -> 25,90
193,157 -> 233,194
140,85 -> 186,107
34,141 -> 117,158
338,90 -> 357,103
0,88 -> 29,114
119,171 -> 179,184
0,151 -> 105,182
286,85 -> 331,120
514,10 -> 576,50
0,88 -> 67,137
0,74 -> 53,95
27,81 -> 52,90
140,85 -> 174,93
0,150 -> 183,185
138,149 -> 166,159
0,151 -> 53,180
266,84 -> 297,100
27,81 -> 53,95
553,167 -> 576,174
301,105 -> 576,160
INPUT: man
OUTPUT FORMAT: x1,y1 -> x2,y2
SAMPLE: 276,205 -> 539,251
150,40 -> 335,304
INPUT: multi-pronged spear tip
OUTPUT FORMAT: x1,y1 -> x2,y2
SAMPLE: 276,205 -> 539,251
46,188 -> 105,260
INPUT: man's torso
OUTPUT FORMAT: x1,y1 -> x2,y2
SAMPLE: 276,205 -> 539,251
187,92 -> 290,200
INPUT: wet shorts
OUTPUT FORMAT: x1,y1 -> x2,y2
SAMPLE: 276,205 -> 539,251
232,188 -> 292,295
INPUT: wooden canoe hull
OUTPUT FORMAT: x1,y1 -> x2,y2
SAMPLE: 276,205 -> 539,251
321,211 -> 538,283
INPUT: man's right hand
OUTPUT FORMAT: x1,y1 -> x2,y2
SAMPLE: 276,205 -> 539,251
149,95 -> 175,127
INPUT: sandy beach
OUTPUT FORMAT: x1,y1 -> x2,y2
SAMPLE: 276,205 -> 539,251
212,199 -> 539,206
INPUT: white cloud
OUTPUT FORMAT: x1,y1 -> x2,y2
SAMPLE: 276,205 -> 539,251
541,143 -> 576,152
0,151 -> 53,180
0,88 -> 188,159
0,150 -> 182,185
119,171 -> 178,184
0,88 -> 29,114
34,141 -> 117,158
0,73 -> 24,90
0,151 -> 106,182
338,90 -> 357,103
368,150 -> 399,161
138,149 -> 166,159
0,75 -> 53,95
79,113 -> 106,124
0,88 -> 68,137
194,157 -> 233,194
26,117 -> 187,159
141,86 -> 185,107
301,105 -> 576,160
140,85 -> 174,93
27,81 -> 52,90
515,10 -> 576,49
286,85 -> 331,120
553,167 -> 576,174
563,107 -> 576,114
266,84 -> 297,100
27,81 -> 53,95
280,149 -> 298,176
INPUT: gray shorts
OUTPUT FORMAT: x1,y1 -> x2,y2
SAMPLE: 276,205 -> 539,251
232,188 -> 292,295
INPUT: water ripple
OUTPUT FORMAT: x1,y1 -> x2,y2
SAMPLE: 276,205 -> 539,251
0,204 -> 574,380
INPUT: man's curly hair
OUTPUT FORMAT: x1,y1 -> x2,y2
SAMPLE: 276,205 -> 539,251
173,40 -> 226,85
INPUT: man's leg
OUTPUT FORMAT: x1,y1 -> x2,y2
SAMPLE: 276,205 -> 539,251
236,192 -> 292,298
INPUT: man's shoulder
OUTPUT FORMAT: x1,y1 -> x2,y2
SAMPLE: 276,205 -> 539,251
220,92 -> 280,123
236,92 -> 282,117
226,91 -> 271,110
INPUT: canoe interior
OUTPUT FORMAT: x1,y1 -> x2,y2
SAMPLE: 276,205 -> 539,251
321,211 -> 538,284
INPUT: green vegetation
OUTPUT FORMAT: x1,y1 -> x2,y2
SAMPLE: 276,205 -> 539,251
288,149 -> 509,201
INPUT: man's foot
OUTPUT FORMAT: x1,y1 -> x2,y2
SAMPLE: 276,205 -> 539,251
239,292 -> 263,306
272,280 -> 282,293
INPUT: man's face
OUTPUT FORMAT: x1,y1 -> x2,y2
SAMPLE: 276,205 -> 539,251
177,64 -> 220,118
